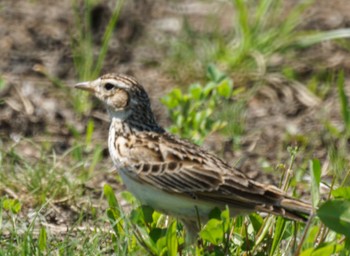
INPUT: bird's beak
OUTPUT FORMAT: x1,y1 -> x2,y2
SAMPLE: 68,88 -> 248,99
74,81 -> 96,93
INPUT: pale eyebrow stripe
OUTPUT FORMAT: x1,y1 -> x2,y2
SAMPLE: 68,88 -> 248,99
104,78 -> 130,89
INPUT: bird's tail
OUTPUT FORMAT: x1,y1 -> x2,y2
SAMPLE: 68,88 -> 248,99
255,184 -> 313,222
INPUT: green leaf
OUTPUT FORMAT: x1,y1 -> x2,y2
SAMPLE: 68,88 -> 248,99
166,220 -> 178,256
85,118 -> 95,145
161,89 -> 182,109
310,159 -> 321,207
249,213 -> 263,232
171,88 -> 182,100
104,184 -> 124,237
38,227 -> 47,252
345,237 -> 350,252
220,207 -> 230,231
12,200 -> 21,214
217,79 -> 233,98
304,225 -> 320,247
130,207 -> 145,227
207,64 -> 225,82
106,208 -> 121,236
317,199 -> 350,237
200,219 -> 224,245
142,205 -> 154,224
156,236 -> 167,254
189,83 -> 202,100
300,242 -> 344,256
208,207 -> 222,220
104,184 -> 119,209
203,82 -> 217,96
2,199 -> 21,214
270,217 -> 286,256
130,205 -> 158,247
2,199 -> 11,211
120,190 -> 136,204
149,228 -> 165,243
234,215 -> 244,229
332,186 -> 350,200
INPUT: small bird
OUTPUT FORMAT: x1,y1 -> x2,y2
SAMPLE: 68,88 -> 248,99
75,73 -> 312,242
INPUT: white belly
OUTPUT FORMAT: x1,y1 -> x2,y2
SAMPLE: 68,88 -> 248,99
118,169 -> 217,220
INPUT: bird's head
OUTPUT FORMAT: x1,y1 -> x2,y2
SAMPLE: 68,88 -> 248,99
75,73 -> 164,132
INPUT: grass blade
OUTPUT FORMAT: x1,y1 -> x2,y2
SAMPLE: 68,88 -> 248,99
93,0 -> 125,77
38,227 -> 47,253
297,29 -> 350,47
270,217 -> 286,256
166,220 -> 178,256
310,159 -> 321,208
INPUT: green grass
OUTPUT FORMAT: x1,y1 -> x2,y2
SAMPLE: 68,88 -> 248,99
164,0 -> 350,84
2,70 -> 350,255
0,138 -> 112,255
70,0 -> 124,115
33,0 -> 124,116
2,142 -> 349,255
2,0 -> 350,255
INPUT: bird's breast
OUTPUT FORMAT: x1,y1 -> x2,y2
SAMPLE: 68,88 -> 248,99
108,122 -> 128,168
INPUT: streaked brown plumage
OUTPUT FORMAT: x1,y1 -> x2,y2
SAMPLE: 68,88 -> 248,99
75,73 -> 312,242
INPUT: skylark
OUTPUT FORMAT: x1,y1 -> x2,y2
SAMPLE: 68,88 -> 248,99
75,73 -> 312,242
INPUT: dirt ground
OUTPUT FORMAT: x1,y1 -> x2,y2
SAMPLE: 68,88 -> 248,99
1,0 -> 350,238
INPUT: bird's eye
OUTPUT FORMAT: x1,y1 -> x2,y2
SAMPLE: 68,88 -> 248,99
104,83 -> 114,91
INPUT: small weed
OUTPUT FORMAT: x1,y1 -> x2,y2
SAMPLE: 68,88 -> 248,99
161,65 -> 240,144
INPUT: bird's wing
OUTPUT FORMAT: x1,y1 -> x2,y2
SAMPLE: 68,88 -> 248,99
117,131 -> 311,218
122,132 -> 246,193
